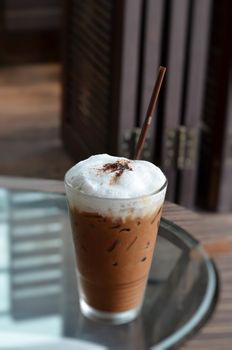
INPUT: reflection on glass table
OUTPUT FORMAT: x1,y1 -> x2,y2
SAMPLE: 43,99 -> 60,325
0,190 -> 218,349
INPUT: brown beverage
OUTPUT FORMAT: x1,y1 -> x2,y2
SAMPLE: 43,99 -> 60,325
65,154 -> 167,324
70,206 -> 162,312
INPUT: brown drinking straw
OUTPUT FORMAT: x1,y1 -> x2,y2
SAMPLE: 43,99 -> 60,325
134,66 -> 166,160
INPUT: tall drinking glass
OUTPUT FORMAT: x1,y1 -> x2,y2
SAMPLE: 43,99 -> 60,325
65,168 -> 167,324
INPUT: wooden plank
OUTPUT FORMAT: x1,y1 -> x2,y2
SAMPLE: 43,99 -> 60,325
139,0 -> 164,160
196,0 -> 232,211
110,0 -> 142,155
62,0 -> 113,158
161,0 -> 190,200
178,0 -> 212,207
218,68 -> 232,210
163,202 -> 232,349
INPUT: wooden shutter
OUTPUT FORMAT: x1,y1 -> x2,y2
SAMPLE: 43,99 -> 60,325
177,0 -> 212,207
138,0 -> 165,161
141,0 -> 212,207
218,74 -> 232,211
62,0 -> 142,160
159,0 -> 190,202
197,0 -> 232,211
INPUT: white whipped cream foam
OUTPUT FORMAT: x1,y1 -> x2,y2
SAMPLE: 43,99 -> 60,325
65,154 -> 167,219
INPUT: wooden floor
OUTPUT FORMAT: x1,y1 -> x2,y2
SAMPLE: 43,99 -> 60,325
0,64 -> 74,179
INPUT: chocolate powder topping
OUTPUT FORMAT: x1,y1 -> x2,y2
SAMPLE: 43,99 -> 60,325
100,160 -> 133,184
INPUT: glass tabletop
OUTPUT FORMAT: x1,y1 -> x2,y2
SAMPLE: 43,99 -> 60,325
0,189 -> 218,349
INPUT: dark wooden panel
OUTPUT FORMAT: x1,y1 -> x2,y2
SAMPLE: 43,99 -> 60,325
111,0 -> 142,156
62,0 -> 113,158
197,0 -> 232,211
138,0 -> 165,161
160,0 -> 190,201
217,73 -> 232,211
178,0 -> 212,207
62,0 -> 142,160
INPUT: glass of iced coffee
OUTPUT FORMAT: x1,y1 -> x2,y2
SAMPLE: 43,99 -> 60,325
65,154 -> 167,324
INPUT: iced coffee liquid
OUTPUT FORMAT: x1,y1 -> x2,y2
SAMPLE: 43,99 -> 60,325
70,207 -> 162,312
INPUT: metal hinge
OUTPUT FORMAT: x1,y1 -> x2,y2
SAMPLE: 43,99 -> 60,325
121,128 -> 152,160
164,126 -> 198,170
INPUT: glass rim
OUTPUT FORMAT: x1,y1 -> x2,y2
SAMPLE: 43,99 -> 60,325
64,169 -> 168,201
